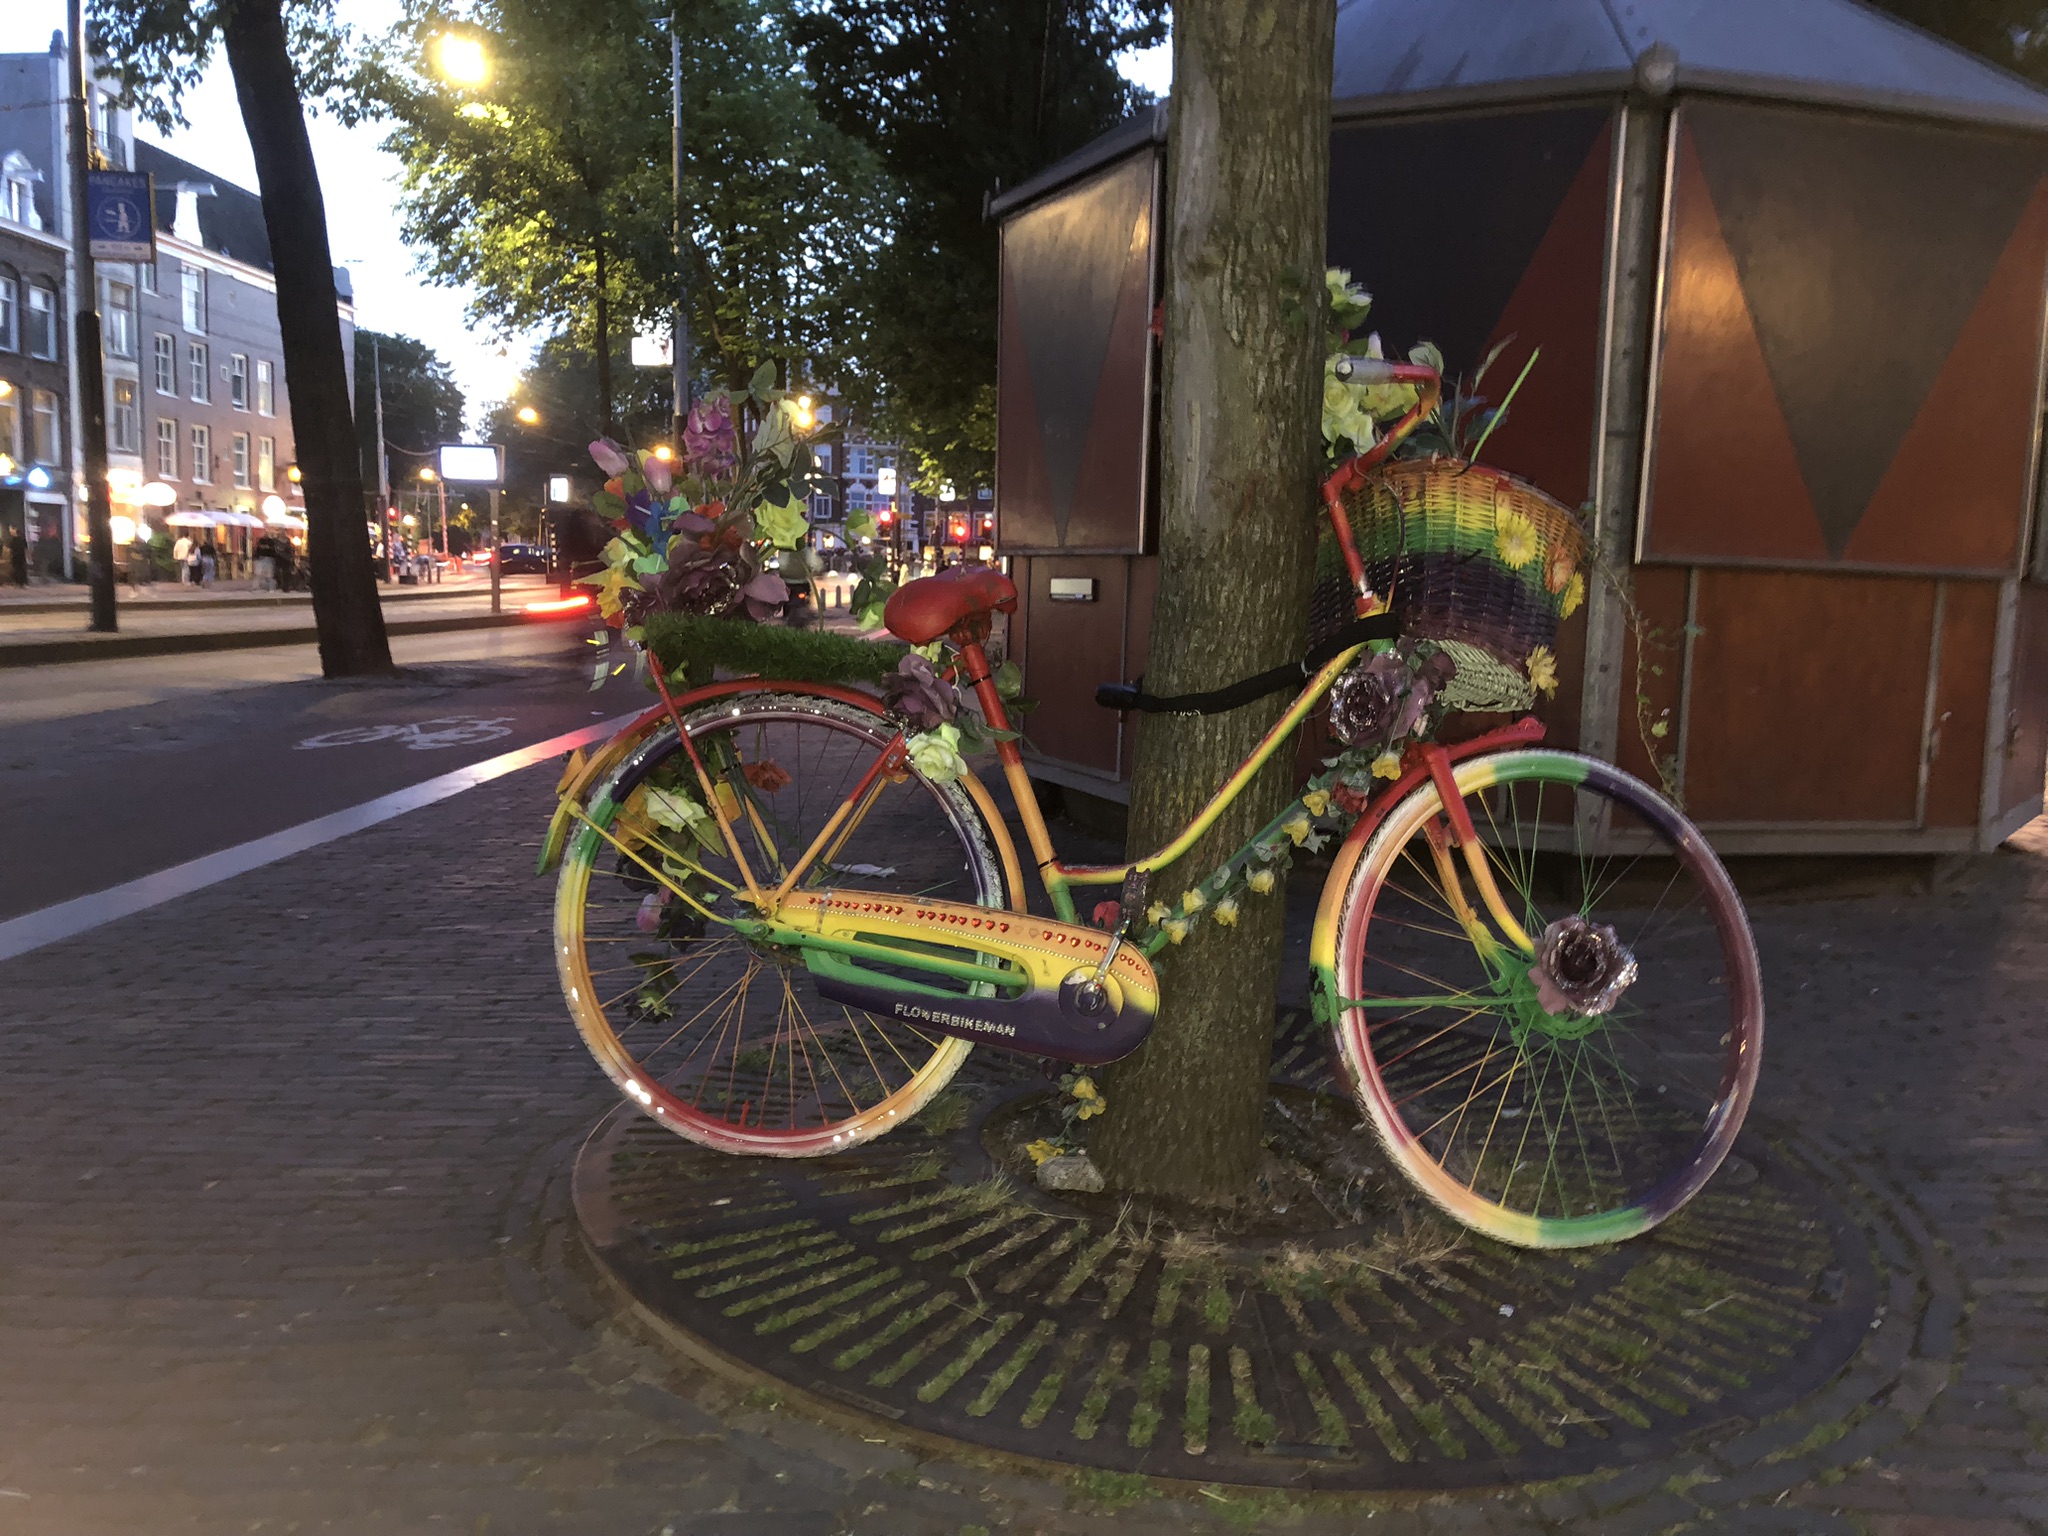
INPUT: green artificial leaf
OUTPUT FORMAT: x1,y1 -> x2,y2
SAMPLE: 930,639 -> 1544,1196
993,659 -> 1024,699
592,488 -> 628,522
752,403 -> 796,467
755,492 -> 809,550
846,510 -> 878,541
1409,341 -> 1446,374
632,552 -> 666,576
748,361 -> 778,401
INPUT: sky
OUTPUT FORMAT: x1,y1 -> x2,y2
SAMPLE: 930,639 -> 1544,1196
13,2 -> 1170,433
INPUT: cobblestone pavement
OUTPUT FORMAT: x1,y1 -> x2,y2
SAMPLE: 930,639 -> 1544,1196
3,763 -> 2047,1534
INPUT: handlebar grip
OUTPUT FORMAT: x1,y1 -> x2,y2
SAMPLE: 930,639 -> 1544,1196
1334,356 -> 1436,386
1095,682 -> 1141,712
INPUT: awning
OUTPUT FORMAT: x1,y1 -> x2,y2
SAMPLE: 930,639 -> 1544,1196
267,513 -> 308,530
217,511 -> 267,528
165,511 -> 219,528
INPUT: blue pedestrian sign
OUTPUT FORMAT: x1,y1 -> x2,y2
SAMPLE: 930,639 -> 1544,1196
87,170 -> 156,262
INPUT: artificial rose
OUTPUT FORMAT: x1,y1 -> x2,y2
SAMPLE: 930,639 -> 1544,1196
642,452 -> 673,496
882,653 -> 960,732
1528,915 -> 1637,1016
906,724 -> 968,783
590,438 -> 631,477
740,570 -> 788,622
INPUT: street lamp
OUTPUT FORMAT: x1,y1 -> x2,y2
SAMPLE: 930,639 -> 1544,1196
433,33 -> 489,86
515,405 -> 540,425
419,464 -> 449,556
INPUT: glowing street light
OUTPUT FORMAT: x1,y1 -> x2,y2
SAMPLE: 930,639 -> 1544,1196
433,33 -> 489,87
652,444 -> 674,462
515,405 -> 540,425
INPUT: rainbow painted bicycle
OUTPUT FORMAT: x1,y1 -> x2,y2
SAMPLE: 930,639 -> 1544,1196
542,360 -> 1761,1250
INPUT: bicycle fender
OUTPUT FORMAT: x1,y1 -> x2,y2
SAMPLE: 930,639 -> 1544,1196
777,890 -> 1160,1066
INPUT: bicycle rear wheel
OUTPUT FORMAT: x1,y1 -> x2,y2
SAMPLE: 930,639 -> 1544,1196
555,691 -> 1009,1156
1326,748 -> 1762,1247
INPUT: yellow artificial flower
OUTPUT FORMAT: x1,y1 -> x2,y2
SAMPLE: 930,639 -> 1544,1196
1246,867 -> 1277,895
1371,751 -> 1403,780
1283,813 -> 1313,845
1181,888 -> 1206,913
1302,788 -> 1331,818
1495,509 -> 1537,570
1527,646 -> 1559,697
1163,917 -> 1191,945
1213,896 -> 1240,927
1560,571 -> 1585,619
1146,903 -> 1171,926
1077,1101 -> 1103,1121
1070,1076 -> 1100,1101
1546,550 -> 1577,593
1024,1139 -> 1060,1166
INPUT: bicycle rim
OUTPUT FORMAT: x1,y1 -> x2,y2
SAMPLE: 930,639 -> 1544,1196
1329,748 -> 1762,1247
555,693 -> 1005,1156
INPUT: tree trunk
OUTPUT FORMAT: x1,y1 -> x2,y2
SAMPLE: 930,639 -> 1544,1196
221,0 -> 391,677
595,236 -> 613,433
1089,0 -> 1336,1204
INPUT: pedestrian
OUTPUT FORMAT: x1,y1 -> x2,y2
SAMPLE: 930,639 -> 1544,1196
6,526 -> 25,587
253,535 -> 276,592
199,546 -> 216,586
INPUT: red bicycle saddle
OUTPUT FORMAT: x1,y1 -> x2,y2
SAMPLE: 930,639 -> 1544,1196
883,567 -> 1018,644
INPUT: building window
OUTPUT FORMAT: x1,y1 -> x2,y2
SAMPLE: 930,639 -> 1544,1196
1,151 -> 40,230
0,388 -> 18,462
849,445 -> 873,478
102,278 -> 135,360
180,265 -> 205,333
0,275 -> 15,352
26,283 -> 57,360
257,435 -> 275,491
229,353 -> 248,410
255,359 -> 274,416
30,388 -> 59,464
139,260 -> 156,295
156,416 -> 178,478
188,341 -> 209,402
153,333 -> 174,394
110,378 -> 137,454
232,432 -> 250,488
190,423 -> 211,484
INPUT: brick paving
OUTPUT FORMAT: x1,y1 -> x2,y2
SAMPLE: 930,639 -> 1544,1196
2,765 -> 2047,1533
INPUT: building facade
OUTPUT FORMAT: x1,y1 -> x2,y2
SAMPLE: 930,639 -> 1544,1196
0,32 -> 356,576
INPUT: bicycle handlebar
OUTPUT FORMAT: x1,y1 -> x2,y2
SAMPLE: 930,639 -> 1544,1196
1333,357 -> 1443,473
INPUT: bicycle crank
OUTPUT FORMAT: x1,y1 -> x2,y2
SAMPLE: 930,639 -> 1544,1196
763,889 -> 1161,1066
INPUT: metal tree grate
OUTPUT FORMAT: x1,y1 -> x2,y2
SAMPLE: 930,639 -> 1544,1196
574,1022 -> 1878,1490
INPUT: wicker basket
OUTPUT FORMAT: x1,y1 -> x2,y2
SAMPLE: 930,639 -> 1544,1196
1312,456 -> 1589,669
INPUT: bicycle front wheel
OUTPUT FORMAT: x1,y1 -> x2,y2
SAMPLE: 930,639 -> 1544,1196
1326,748 -> 1762,1248
555,691 -> 1009,1157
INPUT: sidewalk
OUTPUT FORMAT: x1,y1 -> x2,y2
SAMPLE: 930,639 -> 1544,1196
0,569 -> 504,614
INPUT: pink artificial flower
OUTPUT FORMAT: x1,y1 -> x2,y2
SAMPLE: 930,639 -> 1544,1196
589,438 -> 630,477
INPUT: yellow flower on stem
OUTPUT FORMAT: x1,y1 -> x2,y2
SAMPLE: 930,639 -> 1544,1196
1495,509 -> 1538,569
1371,751 -> 1403,780
1070,1076 -> 1099,1102
1246,867 -> 1276,895
1024,1139 -> 1060,1166
1283,813 -> 1313,845
1213,896 -> 1240,926
1527,645 -> 1559,697
1181,888 -> 1206,913
1146,903 -> 1171,926
1302,788 -> 1331,818
1162,917 -> 1191,944
1560,571 -> 1585,619
1077,1101 -> 1103,1120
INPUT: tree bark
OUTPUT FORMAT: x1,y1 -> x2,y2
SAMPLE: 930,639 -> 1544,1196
221,0 -> 391,677
595,236 -> 614,434
1089,0 -> 1336,1203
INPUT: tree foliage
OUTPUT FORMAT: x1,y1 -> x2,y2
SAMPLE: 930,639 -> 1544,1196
355,0 -> 881,412
353,328 -> 466,485
788,0 -> 1164,491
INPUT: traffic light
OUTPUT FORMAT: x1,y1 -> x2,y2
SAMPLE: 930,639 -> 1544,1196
949,518 -> 969,544
877,507 -> 893,526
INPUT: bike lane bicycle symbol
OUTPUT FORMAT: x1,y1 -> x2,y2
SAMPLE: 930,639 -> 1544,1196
295,716 -> 518,751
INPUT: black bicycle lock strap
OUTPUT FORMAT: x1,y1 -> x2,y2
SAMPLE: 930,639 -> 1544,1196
1093,611 -> 1400,716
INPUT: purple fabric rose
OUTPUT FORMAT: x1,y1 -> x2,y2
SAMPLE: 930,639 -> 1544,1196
882,653 -> 960,732
683,395 -> 738,479
590,438 -> 630,477
1529,916 -> 1638,1017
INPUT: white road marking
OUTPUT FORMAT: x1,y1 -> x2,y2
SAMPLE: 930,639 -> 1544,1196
0,712 -> 642,964
294,715 -> 518,751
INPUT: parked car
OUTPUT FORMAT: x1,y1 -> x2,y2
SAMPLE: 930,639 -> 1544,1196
495,543 -> 548,575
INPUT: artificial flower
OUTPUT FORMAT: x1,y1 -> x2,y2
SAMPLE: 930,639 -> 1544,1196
1213,896 -> 1240,927
1070,1076 -> 1100,1101
1024,1139 -> 1061,1166
636,891 -> 667,934
1283,813 -> 1313,845
1495,508 -> 1538,570
1181,888 -> 1206,913
1546,549 -> 1576,594
1371,751 -> 1403,780
1527,646 -> 1559,697
589,438 -> 630,477
641,451 -> 673,497
1302,789 -> 1331,818
1146,903 -> 1171,926
741,759 -> 792,794
1560,571 -> 1585,619
906,724 -> 969,783
1162,918 -> 1191,945
1529,915 -> 1638,1016
1092,900 -> 1122,930
682,395 -> 737,477
740,570 -> 789,622
1245,867 -> 1277,895
883,653 -> 961,732
1076,1101 -> 1103,1121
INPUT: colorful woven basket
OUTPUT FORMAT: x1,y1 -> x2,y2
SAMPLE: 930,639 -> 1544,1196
1312,456 -> 1589,669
